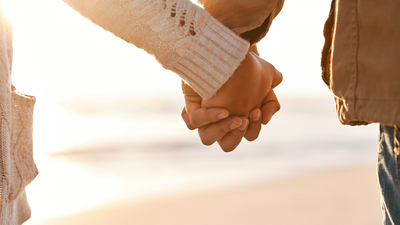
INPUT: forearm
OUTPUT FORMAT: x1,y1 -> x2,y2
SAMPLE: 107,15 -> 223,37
62,0 -> 249,99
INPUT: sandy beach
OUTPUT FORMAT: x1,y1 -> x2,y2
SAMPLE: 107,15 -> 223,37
26,164 -> 382,225
6,1 -> 385,224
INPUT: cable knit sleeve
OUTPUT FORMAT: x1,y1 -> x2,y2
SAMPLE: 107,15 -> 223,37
62,0 -> 250,99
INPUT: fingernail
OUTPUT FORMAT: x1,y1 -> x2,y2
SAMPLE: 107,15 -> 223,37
250,110 -> 261,121
238,118 -> 248,131
230,121 -> 241,130
217,112 -> 228,120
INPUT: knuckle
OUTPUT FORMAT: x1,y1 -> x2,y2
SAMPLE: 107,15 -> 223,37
186,124 -> 196,130
190,118 -> 202,128
221,125 -> 232,134
181,113 -> 187,121
206,111 -> 215,123
181,112 -> 196,130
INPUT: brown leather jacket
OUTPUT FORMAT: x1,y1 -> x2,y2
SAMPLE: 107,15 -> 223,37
202,0 -> 400,126
322,0 -> 400,126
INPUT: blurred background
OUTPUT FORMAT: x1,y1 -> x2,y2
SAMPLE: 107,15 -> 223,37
2,0 -> 382,224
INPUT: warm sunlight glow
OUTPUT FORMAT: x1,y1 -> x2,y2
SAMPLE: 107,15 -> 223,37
1,0 -> 17,23
5,1 -> 377,225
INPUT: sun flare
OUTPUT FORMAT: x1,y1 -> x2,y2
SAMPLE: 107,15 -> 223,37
1,0 -> 19,24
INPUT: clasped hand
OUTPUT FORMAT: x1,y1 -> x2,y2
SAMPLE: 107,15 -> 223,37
181,50 -> 282,152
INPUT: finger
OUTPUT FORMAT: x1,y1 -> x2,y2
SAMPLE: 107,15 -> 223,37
261,90 -> 280,125
217,117 -> 249,152
249,45 -> 259,56
271,68 -> 283,88
198,116 -> 243,146
244,108 -> 262,141
181,107 -> 196,130
181,80 -> 198,95
184,95 -> 229,128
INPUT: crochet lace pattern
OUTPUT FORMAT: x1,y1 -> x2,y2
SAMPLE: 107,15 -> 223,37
63,0 -> 250,99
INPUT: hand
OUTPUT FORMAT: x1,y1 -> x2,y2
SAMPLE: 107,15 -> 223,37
182,52 -> 282,151
182,90 -> 280,151
201,51 -> 281,151
201,51 -> 281,117
181,94 -> 251,151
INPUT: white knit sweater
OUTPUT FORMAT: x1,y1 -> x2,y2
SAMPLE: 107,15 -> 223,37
0,0 -> 249,223
62,0 -> 250,99
0,4 -> 38,224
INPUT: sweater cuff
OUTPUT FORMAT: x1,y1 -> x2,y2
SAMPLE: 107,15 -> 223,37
170,16 -> 249,99
62,0 -> 249,99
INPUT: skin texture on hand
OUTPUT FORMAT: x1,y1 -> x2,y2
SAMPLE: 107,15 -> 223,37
201,51 -> 281,117
201,52 -> 281,151
181,51 -> 282,152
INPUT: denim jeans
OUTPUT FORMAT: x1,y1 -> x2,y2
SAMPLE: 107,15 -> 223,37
378,125 -> 400,225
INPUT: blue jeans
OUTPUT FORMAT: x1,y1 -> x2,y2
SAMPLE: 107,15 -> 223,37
378,125 -> 400,225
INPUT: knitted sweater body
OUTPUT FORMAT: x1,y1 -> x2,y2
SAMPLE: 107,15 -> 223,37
0,3 -> 38,224
0,0 -> 249,223
62,0 -> 250,99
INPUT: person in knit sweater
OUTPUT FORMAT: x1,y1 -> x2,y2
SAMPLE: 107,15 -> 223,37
0,0 -> 282,223
0,4 -> 38,224
62,0 -> 284,152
